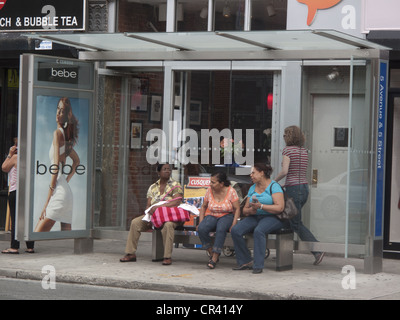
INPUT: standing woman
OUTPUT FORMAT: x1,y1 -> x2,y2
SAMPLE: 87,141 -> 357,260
275,125 -> 325,265
2,138 -> 35,253
197,171 -> 240,269
35,97 -> 80,232
231,163 -> 286,274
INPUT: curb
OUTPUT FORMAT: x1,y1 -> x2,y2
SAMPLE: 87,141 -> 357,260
0,267 -> 320,300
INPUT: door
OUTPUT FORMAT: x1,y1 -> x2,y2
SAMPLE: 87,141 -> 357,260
309,94 -> 349,242
309,92 -> 368,244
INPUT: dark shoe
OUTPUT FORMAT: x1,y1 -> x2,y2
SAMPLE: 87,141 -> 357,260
120,254 -> 137,262
25,249 -> 35,254
162,258 -> 172,265
313,252 -> 325,265
2,249 -> 19,254
232,262 -> 253,270
252,268 -> 263,274
207,259 -> 217,269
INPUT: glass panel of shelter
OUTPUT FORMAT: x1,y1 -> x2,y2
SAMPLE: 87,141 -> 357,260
347,62 -> 372,246
96,72 -> 165,229
301,63 -> 372,249
96,62 -> 374,248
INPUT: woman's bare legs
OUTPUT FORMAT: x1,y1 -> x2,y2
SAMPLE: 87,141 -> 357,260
34,218 -> 56,232
35,219 -> 71,232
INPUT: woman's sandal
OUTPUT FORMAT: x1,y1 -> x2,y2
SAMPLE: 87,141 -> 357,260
1,249 -> 19,254
206,248 -> 212,259
207,259 -> 217,269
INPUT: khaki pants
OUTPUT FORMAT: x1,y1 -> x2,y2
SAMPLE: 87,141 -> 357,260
125,214 -> 179,258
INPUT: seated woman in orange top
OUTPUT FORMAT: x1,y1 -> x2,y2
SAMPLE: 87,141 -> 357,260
197,171 -> 240,269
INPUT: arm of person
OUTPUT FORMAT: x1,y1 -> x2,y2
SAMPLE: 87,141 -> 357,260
66,148 -> 80,183
275,155 -> 290,183
229,199 -> 241,231
197,199 -> 209,230
147,193 -> 184,215
162,194 -> 183,208
2,154 -> 17,173
258,192 -> 285,215
242,197 -> 257,216
40,131 -> 61,220
2,146 -> 17,172
145,197 -> 152,211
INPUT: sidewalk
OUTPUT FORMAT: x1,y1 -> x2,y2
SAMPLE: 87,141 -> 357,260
1,233 -> 400,300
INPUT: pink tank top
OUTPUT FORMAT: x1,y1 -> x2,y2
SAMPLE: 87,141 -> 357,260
9,166 -> 17,192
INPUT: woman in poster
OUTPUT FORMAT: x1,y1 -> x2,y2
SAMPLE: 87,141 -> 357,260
34,97 -> 80,232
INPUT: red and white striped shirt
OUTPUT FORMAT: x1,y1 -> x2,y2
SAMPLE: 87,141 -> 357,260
282,146 -> 308,186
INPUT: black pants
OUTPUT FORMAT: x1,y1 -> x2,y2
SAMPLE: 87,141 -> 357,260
9,191 -> 34,250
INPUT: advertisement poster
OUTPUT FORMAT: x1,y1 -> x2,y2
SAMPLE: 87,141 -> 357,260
17,55 -> 94,241
33,95 -> 90,233
182,177 -> 209,229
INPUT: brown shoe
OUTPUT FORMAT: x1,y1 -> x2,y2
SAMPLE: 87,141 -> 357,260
162,258 -> 172,265
120,254 -> 137,262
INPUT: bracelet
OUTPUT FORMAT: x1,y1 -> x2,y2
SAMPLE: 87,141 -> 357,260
7,155 -> 11,159
49,185 -> 55,191
260,204 -> 263,210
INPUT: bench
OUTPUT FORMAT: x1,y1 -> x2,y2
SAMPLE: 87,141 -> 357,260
151,178 -> 294,271
151,226 -> 294,271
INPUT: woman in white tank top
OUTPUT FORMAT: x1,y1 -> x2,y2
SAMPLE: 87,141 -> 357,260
34,97 -> 80,232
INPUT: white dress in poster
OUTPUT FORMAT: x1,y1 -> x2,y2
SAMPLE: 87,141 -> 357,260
33,95 -> 89,232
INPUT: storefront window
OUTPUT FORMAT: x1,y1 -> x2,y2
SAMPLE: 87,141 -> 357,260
117,0 -> 166,32
214,0 -> 245,31
0,68 -> 19,191
172,70 -> 274,189
0,68 -> 19,230
176,1 -> 208,32
117,0 -> 288,32
251,0 -> 287,30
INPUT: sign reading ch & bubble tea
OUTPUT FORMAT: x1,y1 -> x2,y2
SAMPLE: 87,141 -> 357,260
17,55 -> 95,241
0,0 -> 86,31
